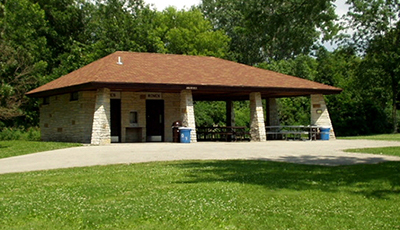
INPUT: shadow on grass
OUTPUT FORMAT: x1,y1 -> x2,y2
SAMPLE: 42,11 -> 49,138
172,160 -> 400,199
255,154 -> 398,166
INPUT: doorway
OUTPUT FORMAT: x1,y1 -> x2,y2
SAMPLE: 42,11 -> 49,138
146,100 -> 164,142
110,99 -> 121,143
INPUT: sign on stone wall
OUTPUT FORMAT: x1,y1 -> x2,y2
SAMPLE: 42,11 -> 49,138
146,93 -> 162,100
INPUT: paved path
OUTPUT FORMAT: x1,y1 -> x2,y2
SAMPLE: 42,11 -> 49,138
1,140 -> 400,174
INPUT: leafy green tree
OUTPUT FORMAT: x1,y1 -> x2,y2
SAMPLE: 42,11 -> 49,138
47,0 -> 154,81
257,55 -> 319,126
316,47 -> 391,136
0,0 -> 48,124
154,7 -> 230,58
201,0 -> 339,64
194,101 -> 250,128
50,3 -> 231,82
194,101 -> 226,127
345,0 -> 400,132
34,0 -> 87,69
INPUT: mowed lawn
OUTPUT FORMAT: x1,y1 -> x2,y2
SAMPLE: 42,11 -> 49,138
1,160 -> 400,229
1,135 -> 400,229
340,133 -> 400,141
0,141 -> 81,159
342,133 -> 400,157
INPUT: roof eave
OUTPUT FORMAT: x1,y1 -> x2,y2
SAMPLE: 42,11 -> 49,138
26,81 -> 342,99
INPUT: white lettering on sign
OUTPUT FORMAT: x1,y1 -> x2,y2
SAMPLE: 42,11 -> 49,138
110,92 -> 121,99
186,86 -> 198,90
146,93 -> 162,99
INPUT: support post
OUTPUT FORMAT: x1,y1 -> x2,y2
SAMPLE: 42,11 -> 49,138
226,100 -> 235,141
250,92 -> 266,142
226,100 -> 235,127
91,88 -> 111,145
180,90 -> 197,143
268,98 -> 280,126
310,94 -> 336,140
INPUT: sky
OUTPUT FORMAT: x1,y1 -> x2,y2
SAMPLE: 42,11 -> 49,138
145,0 -> 350,17
145,0 -> 201,11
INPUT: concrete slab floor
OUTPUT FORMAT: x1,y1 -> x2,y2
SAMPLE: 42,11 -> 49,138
1,140 -> 400,174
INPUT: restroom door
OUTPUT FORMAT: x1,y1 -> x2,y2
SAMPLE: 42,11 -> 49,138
110,99 -> 121,143
146,100 -> 164,142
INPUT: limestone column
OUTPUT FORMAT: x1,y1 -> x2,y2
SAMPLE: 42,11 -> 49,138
268,98 -> 280,126
250,92 -> 267,142
310,94 -> 336,139
180,90 -> 197,143
91,88 -> 111,145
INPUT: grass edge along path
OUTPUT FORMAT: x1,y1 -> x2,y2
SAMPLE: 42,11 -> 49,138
0,140 -> 82,159
0,160 -> 399,229
340,133 -> 400,157
339,133 -> 400,141
345,146 -> 400,157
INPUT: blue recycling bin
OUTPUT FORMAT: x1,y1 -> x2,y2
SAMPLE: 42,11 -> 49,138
179,127 -> 192,143
320,127 -> 331,140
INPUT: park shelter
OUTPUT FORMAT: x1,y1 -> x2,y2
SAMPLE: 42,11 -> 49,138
26,51 -> 342,145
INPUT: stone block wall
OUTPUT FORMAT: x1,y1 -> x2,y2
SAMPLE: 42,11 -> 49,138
120,92 -> 181,142
164,93 -> 181,142
180,90 -> 197,143
40,90 -> 185,143
250,92 -> 266,141
40,91 -> 95,143
310,94 -> 336,139
91,88 -> 111,145
268,98 -> 280,126
121,92 -> 146,142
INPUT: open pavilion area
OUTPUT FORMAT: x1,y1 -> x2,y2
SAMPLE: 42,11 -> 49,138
27,51 -> 341,145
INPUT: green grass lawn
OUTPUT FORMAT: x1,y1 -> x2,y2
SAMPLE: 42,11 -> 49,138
345,146 -> 400,157
339,133 -> 400,141
0,141 -> 82,159
1,160 -> 400,229
339,133 -> 400,157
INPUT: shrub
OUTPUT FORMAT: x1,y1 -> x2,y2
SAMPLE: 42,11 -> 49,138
0,127 -> 41,141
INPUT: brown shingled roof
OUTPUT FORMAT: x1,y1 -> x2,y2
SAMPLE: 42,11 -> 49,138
27,51 -> 342,100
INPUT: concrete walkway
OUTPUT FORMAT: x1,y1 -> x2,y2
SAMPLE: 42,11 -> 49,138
1,140 -> 400,174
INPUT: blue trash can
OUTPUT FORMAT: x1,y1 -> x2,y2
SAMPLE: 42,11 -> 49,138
179,127 -> 192,143
320,127 -> 331,140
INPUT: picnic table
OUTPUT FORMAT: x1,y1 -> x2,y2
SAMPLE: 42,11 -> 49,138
196,126 -> 250,142
266,125 -> 321,141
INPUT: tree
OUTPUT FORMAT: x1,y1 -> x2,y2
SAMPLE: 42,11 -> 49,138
154,7 -> 230,58
362,27 -> 400,133
257,55 -> 318,126
0,0 -> 48,124
316,47 -> 392,136
201,0 -> 339,64
34,0 -> 87,70
46,0 -> 153,81
345,0 -> 400,132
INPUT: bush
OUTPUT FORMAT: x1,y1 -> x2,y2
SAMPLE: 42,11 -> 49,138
0,127 -> 41,141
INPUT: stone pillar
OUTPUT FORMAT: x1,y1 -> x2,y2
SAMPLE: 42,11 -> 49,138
310,94 -> 336,140
91,88 -> 111,145
226,100 -> 235,127
180,90 -> 197,143
250,92 -> 267,142
268,98 -> 280,126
